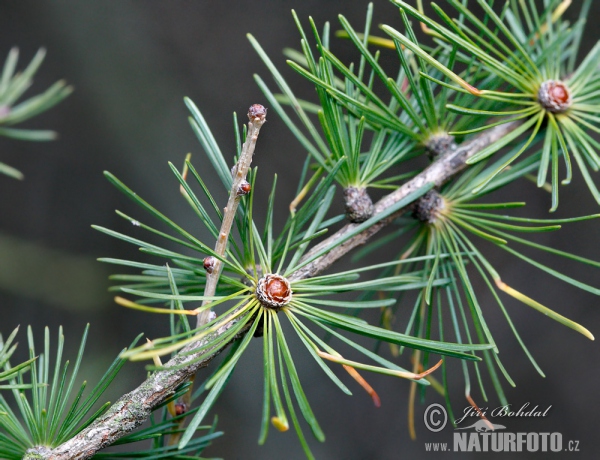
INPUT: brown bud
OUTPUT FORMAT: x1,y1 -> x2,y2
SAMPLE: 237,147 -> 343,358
424,132 -> 456,160
256,274 -> 292,309
538,80 -> 572,113
412,190 -> 444,223
248,104 -> 267,121
237,180 -> 251,196
174,402 -> 188,416
343,186 -> 374,223
203,256 -> 216,274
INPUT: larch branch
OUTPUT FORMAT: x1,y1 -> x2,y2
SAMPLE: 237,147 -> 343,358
32,119 -> 522,460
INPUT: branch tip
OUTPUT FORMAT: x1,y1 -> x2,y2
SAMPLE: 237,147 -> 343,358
248,104 -> 267,121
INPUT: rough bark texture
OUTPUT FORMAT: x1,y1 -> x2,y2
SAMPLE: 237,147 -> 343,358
31,119 -> 522,460
412,190 -> 444,223
289,120 -> 520,281
343,186 -> 374,223
424,132 -> 457,160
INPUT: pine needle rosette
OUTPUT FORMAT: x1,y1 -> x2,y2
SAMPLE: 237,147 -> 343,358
434,161 -> 598,342
0,325 -> 115,458
0,327 -> 36,391
356,145 -> 599,429
250,4 -> 508,224
101,165 -> 490,456
249,9 -> 425,223
96,99 -> 496,456
283,4 -> 495,149
0,326 -> 220,459
388,0 -> 600,210
0,48 -> 72,179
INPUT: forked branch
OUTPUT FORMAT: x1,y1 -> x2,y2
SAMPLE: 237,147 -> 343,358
30,119 -> 523,460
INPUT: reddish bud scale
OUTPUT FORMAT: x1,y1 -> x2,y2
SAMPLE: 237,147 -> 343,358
256,274 -> 292,309
203,256 -> 216,274
248,104 -> 267,121
538,80 -> 572,113
174,402 -> 188,416
237,180 -> 251,196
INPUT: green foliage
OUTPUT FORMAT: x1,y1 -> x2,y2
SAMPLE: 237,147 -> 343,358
251,19 -> 420,190
251,4 -> 501,192
3,1 -> 599,458
90,0 -> 600,457
0,48 -> 72,179
0,326 -> 115,458
0,327 -> 36,391
0,326 -> 220,459
355,141 -> 597,421
388,0 -> 597,210
95,410 -> 222,459
97,118 -> 493,455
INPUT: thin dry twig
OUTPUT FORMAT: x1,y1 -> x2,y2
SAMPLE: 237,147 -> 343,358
197,104 -> 267,328
173,105 -> 267,444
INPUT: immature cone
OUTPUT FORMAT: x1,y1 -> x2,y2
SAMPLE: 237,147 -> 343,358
538,80 -> 572,113
412,190 -> 444,223
256,274 -> 292,309
343,186 -> 374,223
248,104 -> 267,121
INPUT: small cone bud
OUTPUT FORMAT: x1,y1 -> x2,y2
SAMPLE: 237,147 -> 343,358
538,80 -> 572,113
248,104 -> 267,121
237,180 -> 251,196
203,256 -> 216,274
256,274 -> 292,309
174,402 -> 188,416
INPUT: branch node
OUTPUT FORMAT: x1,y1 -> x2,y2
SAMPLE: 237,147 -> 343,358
412,190 -> 445,224
343,186 -> 374,223
24,446 -> 52,460
425,132 -> 456,160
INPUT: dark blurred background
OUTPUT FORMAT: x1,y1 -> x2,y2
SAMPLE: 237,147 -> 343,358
0,1 -> 599,459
